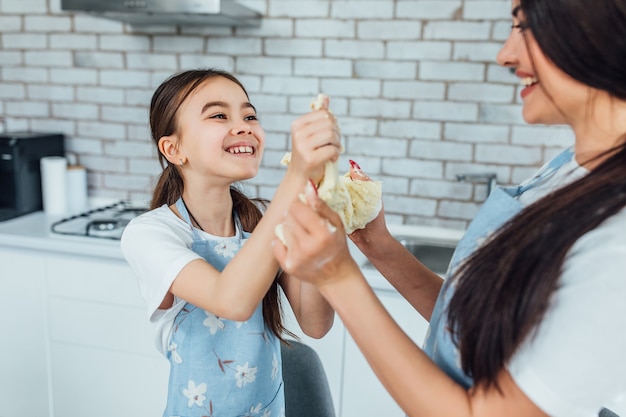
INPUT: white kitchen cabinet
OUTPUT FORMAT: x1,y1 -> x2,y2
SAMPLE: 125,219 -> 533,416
0,249 -> 50,417
45,254 -> 169,417
340,288 -> 430,417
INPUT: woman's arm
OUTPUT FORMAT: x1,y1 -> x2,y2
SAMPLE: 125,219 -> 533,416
349,208 -> 444,321
272,196 -> 549,417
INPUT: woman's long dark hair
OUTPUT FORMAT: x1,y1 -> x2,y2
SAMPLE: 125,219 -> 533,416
447,0 -> 626,389
149,69 -> 292,341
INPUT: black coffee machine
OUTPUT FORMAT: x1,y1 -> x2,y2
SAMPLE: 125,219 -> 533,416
0,132 -> 65,221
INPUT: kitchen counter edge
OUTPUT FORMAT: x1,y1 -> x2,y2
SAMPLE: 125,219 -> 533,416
1,211 -> 466,291
0,211 -> 124,260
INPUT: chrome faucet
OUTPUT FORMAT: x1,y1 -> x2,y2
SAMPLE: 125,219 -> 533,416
456,172 -> 498,196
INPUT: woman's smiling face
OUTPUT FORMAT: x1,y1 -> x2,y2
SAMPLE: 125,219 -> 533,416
175,76 -> 266,184
496,0 -> 593,127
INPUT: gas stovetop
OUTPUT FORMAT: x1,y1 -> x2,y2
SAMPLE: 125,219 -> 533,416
50,201 -> 147,240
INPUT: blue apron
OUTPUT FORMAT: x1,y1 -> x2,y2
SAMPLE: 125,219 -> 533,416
163,198 -> 284,417
422,148 -> 575,388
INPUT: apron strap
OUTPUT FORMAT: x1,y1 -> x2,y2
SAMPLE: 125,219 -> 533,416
175,197 -> 203,240
514,146 -> 575,196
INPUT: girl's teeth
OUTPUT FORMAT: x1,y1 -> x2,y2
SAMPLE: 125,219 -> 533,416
230,146 -> 253,154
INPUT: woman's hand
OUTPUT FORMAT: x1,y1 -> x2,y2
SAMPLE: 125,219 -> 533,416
349,204 -> 390,248
348,203 -> 399,265
288,102 -> 341,184
273,181 -> 361,288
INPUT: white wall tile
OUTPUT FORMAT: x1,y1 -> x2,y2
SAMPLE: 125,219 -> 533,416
424,21 -> 491,40
295,19 -> 355,38
358,21 -> 422,40
463,1 -> 510,20
332,1 -> 394,19
27,84 -> 73,101
396,1 -> 462,20
24,15 -> 71,32
387,41 -> 452,60
25,50 -> 73,67
49,33 -> 97,49
420,61 -> 485,81
0,82 -> 26,99
380,120 -> 442,140
447,82 -> 515,103
408,139 -> 473,162
413,101 -> 478,122
325,39 -> 384,59
1,0 -> 47,13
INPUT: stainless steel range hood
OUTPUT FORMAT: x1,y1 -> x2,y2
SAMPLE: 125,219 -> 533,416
61,0 -> 262,27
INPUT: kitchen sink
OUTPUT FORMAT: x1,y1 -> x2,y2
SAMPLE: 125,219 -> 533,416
361,236 -> 456,275
399,238 -> 456,275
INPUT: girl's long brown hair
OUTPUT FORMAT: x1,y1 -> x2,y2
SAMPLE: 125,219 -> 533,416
447,0 -> 626,389
149,69 -> 292,341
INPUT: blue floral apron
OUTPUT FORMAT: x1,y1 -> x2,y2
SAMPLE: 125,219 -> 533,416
422,148 -> 575,388
163,198 -> 284,417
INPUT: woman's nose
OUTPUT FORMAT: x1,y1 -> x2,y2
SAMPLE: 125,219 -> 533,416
496,33 -> 518,69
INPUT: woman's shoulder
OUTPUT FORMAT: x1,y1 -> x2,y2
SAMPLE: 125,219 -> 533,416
563,206 -> 626,282
586,206 -> 626,244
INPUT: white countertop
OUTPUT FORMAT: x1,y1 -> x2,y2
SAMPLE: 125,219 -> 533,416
0,210 -> 125,260
0,209 -> 465,290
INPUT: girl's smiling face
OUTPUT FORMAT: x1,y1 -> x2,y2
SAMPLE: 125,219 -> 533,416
496,0 -> 593,127
174,76 -> 265,184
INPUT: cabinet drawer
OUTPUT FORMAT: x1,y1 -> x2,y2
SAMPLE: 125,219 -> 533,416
46,254 -> 144,307
48,297 -> 158,357
50,343 -> 168,417
0,249 -> 50,417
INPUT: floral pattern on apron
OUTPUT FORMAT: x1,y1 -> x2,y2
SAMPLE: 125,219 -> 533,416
163,198 -> 284,417
422,147 -> 575,388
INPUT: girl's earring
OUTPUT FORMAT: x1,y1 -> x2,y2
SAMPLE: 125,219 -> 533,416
179,158 -> 185,166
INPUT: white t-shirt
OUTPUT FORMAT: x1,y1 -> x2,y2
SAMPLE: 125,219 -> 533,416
120,204 -> 243,355
507,157 -> 626,416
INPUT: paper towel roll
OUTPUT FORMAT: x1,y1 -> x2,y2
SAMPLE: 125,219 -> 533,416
67,165 -> 88,215
40,156 -> 68,215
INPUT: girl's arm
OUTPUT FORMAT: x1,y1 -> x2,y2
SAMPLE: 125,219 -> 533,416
272,196 -> 549,417
279,271 -> 335,339
349,208 -> 444,321
169,109 -> 341,321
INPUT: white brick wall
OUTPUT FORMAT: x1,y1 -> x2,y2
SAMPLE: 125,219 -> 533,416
0,0 -> 573,228
397,1 -> 462,20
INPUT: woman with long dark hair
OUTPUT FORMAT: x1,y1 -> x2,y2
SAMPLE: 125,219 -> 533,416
272,0 -> 626,415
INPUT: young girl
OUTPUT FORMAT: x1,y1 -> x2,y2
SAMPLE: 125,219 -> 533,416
121,69 -> 339,417
272,0 -> 626,416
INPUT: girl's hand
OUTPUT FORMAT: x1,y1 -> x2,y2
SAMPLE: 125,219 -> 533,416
288,102 -> 341,184
273,181 -> 360,287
